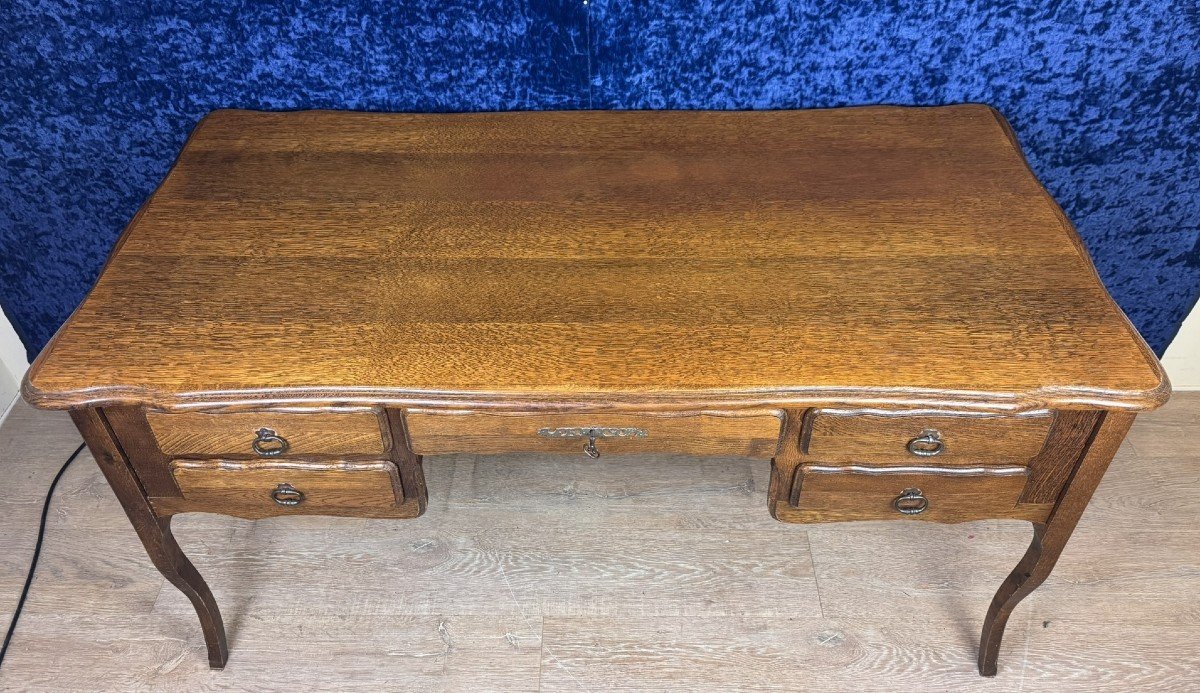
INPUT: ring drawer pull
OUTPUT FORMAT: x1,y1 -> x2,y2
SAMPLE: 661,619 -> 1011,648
893,487 -> 929,515
270,483 -> 304,506
906,429 -> 944,457
252,427 -> 289,456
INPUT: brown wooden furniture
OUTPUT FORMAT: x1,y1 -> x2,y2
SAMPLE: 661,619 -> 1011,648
22,106 -> 1169,676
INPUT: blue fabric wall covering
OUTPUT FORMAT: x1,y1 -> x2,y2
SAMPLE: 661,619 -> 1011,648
2,1 -> 1197,362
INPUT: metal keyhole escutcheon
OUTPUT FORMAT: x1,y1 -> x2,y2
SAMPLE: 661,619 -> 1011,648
535,426 -> 646,459
584,430 -> 600,459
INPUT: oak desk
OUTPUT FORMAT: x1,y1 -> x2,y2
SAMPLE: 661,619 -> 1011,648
23,106 -> 1169,676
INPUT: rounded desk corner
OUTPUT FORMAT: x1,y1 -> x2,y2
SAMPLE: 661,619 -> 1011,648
1142,370 -> 1174,410
1100,365 -> 1173,413
19,368 -> 61,411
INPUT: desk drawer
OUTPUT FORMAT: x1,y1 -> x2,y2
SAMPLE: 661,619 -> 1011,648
164,459 -> 405,519
404,410 -> 784,458
146,409 -> 390,457
783,465 -> 1049,524
801,410 -> 1053,465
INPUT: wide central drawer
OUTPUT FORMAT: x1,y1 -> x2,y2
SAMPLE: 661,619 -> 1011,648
404,410 -> 784,458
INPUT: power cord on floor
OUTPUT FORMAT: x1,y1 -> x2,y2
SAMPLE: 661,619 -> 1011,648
0,441 -> 87,670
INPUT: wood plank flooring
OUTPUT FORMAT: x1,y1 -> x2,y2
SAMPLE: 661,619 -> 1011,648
0,396 -> 1197,691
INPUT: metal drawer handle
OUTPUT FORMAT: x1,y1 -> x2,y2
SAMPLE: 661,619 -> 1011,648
270,483 -> 304,507
252,427 -> 289,456
906,429 -> 944,457
893,487 -> 929,515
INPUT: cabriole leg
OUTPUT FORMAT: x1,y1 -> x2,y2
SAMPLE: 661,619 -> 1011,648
978,523 -> 1046,675
71,408 -> 229,669
978,412 -> 1135,676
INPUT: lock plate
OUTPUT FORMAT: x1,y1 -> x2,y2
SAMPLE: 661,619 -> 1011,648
536,427 -> 649,440
537,427 -> 648,459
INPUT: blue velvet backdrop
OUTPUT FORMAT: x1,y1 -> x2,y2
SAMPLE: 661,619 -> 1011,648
2,1 -> 1198,362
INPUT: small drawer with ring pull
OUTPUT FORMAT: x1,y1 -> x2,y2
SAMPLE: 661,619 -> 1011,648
162,459 -> 406,519
781,464 -> 1046,524
800,409 -> 1053,466
145,409 -> 391,458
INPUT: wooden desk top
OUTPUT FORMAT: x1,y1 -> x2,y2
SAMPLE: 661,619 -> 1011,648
25,105 -> 1167,412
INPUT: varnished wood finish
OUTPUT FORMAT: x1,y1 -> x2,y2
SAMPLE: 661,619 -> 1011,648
778,465 -> 1050,524
23,106 -> 1165,412
102,406 -> 181,497
404,410 -> 784,457
16,106 -> 1173,676
385,408 -> 428,517
978,411 -> 1135,676
146,409 -> 389,457
802,409 -> 1054,465
1020,409 -> 1104,503
159,459 -> 407,520
767,409 -> 808,517
69,407 -> 228,669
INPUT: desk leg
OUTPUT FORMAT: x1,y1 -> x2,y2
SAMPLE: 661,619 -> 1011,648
978,411 -> 1134,677
71,408 -> 229,669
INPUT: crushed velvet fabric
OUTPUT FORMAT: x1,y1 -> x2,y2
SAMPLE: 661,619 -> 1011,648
2,1 -> 1197,360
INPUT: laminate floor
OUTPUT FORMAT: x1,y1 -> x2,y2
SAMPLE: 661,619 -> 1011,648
0,396 -> 1197,691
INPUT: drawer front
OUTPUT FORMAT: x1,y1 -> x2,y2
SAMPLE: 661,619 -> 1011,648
404,410 -> 784,458
162,459 -> 406,519
779,465 -> 1050,524
801,410 -> 1053,465
146,409 -> 390,457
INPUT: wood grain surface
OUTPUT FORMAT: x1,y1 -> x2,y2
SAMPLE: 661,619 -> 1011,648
2,397 -> 1197,691
146,409 -> 390,457
159,459 -> 408,520
779,465 -> 1049,524
22,106 -> 1166,412
1020,410 -> 1103,504
802,409 -> 1053,464
404,410 -> 783,457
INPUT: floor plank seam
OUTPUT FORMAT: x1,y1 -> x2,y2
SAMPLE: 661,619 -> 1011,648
534,615 -> 545,693
1015,596 -> 1036,690
496,557 -> 588,692
805,530 -> 826,619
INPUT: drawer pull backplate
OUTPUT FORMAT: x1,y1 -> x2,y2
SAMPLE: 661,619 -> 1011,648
252,427 -> 289,456
893,487 -> 929,515
906,429 -> 945,457
270,483 -> 304,507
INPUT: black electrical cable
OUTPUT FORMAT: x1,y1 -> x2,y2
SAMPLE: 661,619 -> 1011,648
0,441 -> 87,669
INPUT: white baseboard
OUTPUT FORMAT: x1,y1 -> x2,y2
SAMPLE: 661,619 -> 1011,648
0,305 -> 30,424
0,368 -> 17,423
1162,298 -> 1200,391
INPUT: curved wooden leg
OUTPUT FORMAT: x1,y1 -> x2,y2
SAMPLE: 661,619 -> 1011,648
978,523 -> 1046,675
138,515 -> 229,669
977,412 -> 1135,677
71,409 -> 229,669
